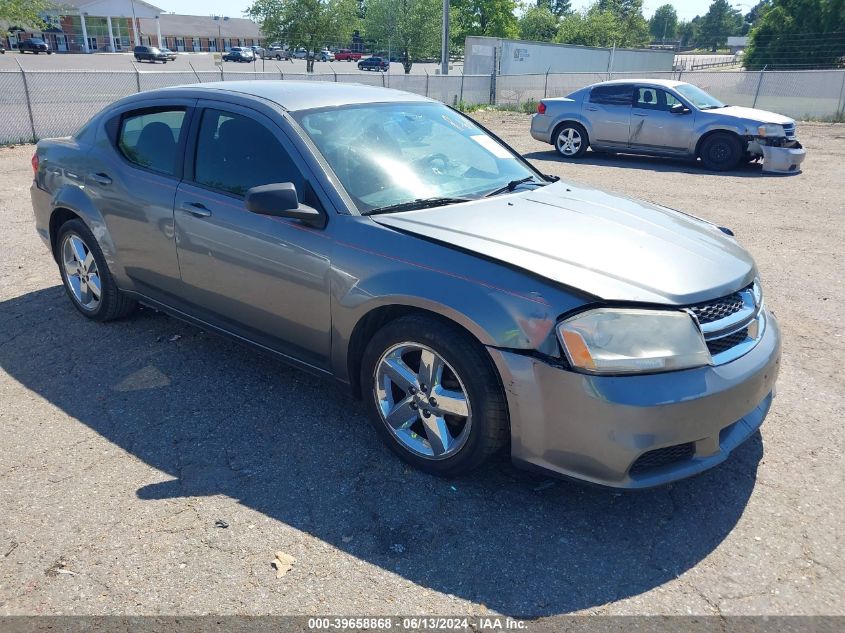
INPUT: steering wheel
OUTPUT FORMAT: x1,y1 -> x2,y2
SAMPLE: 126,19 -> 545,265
414,153 -> 452,176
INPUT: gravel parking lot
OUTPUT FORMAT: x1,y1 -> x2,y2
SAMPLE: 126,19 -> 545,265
0,115 -> 842,620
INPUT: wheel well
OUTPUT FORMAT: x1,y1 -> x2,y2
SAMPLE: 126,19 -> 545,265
48,207 -> 81,261
551,120 -> 587,145
346,305 -> 483,399
695,129 -> 744,158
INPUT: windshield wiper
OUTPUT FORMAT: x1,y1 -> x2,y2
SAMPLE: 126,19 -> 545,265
483,176 -> 546,198
361,196 -> 472,216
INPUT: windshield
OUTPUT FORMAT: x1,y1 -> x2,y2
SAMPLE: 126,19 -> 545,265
293,102 -> 537,213
675,83 -> 725,110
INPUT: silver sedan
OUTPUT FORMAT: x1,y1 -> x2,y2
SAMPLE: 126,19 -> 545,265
30,81 -> 780,488
531,79 -> 805,173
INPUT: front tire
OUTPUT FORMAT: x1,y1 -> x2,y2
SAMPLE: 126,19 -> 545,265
360,315 -> 509,477
56,219 -> 136,322
699,132 -> 742,171
554,122 -> 589,159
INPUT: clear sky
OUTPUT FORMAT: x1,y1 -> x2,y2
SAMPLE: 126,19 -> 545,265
153,0 -> 723,23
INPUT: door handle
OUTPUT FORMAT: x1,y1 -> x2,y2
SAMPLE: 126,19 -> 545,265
585,106 -> 598,111
633,113 -> 648,117
89,172 -> 112,185
180,202 -> 212,218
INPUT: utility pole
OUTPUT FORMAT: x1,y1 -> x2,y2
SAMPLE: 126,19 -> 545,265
441,0 -> 449,75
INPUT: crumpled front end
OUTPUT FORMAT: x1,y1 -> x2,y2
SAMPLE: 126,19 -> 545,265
748,121 -> 806,174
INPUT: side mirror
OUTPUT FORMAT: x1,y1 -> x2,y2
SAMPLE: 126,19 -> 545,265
245,183 -> 326,229
670,103 -> 690,114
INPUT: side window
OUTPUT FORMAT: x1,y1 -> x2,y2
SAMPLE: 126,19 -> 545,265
635,87 -> 660,109
194,109 -> 303,198
118,108 -> 186,176
589,85 -> 633,106
665,91 -> 681,107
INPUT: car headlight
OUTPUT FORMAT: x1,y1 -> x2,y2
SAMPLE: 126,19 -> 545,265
557,308 -> 711,375
757,123 -> 784,137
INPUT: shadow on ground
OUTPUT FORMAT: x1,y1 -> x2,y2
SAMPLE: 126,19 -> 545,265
523,149 -> 783,178
0,287 -> 762,616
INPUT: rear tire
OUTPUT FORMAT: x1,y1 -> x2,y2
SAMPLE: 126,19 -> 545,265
553,122 -> 589,159
699,132 -> 743,171
56,219 -> 136,322
360,314 -> 509,477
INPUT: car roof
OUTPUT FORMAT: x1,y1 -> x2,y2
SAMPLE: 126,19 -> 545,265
588,78 -> 687,89
150,81 -> 432,112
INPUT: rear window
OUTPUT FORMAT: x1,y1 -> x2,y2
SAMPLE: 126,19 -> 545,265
589,84 -> 634,106
118,108 -> 186,176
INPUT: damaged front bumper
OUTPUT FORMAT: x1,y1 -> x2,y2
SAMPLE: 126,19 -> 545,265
749,137 -> 806,174
488,311 -> 781,489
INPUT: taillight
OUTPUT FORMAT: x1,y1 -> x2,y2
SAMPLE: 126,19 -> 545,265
31,152 -> 39,176
537,101 -> 546,115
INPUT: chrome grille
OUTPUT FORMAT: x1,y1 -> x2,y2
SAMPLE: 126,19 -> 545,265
707,328 -> 749,356
689,292 -> 745,324
687,282 -> 762,363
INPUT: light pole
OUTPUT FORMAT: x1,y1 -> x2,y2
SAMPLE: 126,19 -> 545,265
441,0 -> 449,75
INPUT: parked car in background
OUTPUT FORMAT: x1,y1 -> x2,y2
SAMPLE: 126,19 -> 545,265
30,81 -> 780,489
158,47 -> 177,61
250,45 -> 265,59
18,38 -> 51,54
292,48 -> 308,59
334,49 -> 362,62
1,42 -> 6,54
358,56 -> 389,71
531,79 -> 805,174
133,45 -> 169,63
265,45 -> 289,60
223,47 -> 254,62
316,49 -> 335,61
372,51 -> 400,62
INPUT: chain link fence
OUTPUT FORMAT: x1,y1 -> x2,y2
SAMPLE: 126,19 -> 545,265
2,68 -> 843,144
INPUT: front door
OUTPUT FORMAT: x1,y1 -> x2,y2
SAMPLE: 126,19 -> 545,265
629,86 -> 696,154
583,83 -> 634,147
173,102 -> 333,369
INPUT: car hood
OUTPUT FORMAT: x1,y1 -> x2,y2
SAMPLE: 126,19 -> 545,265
712,105 -> 794,126
372,182 -> 755,305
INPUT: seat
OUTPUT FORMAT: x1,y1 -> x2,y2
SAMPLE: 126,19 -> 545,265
134,121 -> 177,173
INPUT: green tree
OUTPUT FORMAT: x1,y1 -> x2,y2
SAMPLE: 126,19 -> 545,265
451,0 -> 519,43
698,0 -> 743,51
537,0 -> 571,17
0,0 -> 52,35
677,16 -> 700,47
519,5 -> 559,41
741,0 -> 769,34
649,4 -> 678,41
246,0 -> 359,72
556,0 -> 649,48
743,0 -> 845,69
364,0 -> 440,73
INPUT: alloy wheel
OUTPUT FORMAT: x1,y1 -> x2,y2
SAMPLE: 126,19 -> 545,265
61,233 -> 101,311
374,342 -> 472,459
557,127 -> 583,156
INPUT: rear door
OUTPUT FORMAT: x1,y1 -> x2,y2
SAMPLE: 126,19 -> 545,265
85,99 -> 195,300
583,84 -> 634,148
629,86 -> 696,154
173,101 -> 333,369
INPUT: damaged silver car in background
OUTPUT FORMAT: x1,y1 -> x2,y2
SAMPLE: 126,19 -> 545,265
531,79 -> 805,174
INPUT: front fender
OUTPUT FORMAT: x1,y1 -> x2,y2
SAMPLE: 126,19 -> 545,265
327,220 -> 583,383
